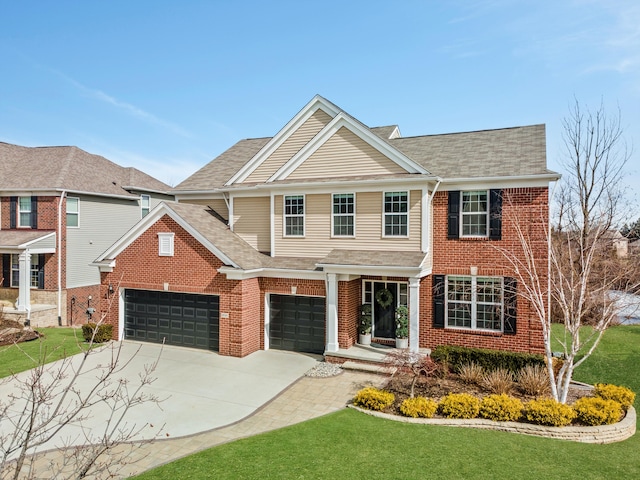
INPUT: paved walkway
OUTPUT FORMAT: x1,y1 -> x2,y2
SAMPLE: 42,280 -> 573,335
28,369 -> 386,479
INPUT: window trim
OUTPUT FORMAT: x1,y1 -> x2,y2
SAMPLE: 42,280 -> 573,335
17,197 -> 32,228
158,233 -> 175,256
382,191 -> 409,238
445,275 -> 504,332
283,194 -> 305,238
331,193 -> 355,238
66,197 -> 80,228
460,190 -> 489,238
141,194 -> 151,218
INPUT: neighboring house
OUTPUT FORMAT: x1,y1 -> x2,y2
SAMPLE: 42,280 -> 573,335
604,230 -> 629,258
0,142 -> 173,326
95,96 -> 559,358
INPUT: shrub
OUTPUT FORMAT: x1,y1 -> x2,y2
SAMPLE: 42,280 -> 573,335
81,322 -> 113,343
479,394 -> 523,422
353,387 -> 395,411
517,364 -> 551,397
400,397 -> 438,418
573,397 -> 623,426
482,368 -> 514,395
438,393 -> 480,419
594,384 -> 636,411
458,362 -> 484,385
431,345 -> 545,374
523,398 -> 576,427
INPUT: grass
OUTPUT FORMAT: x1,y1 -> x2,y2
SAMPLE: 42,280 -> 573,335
135,325 -> 640,480
0,327 -> 89,378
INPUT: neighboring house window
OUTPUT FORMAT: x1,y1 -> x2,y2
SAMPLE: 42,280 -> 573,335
448,190 -> 502,240
11,196 -> 37,229
10,254 -> 42,288
66,197 -> 79,227
141,195 -> 150,218
461,190 -> 488,237
18,197 -> 32,227
284,195 -> 305,237
158,233 -> 174,256
384,191 -> 408,236
332,193 -> 355,237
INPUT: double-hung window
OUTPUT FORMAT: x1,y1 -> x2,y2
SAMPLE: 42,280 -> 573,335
384,191 -> 408,236
332,193 -> 354,237
461,190 -> 488,237
284,195 -> 304,237
18,197 -> 32,227
10,254 -> 41,288
446,275 -> 502,331
141,195 -> 150,218
66,197 -> 79,227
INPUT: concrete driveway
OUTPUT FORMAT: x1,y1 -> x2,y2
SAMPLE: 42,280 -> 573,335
0,341 -> 318,454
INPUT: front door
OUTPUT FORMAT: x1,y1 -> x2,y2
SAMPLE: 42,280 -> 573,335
373,282 -> 397,339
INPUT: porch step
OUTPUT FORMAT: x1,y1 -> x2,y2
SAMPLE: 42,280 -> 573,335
341,360 -> 396,375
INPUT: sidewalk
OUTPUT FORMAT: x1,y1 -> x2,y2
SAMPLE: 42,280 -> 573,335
29,369 -> 386,479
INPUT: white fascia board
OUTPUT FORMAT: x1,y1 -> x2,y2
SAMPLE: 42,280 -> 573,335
90,260 -> 116,273
318,263 -> 423,278
225,96 -> 341,186
56,189 -> 139,201
121,186 -> 174,196
218,266 -> 325,281
1,189 -> 59,196
439,173 -> 561,190
174,192 -> 227,201
94,203 -> 240,268
268,113 -> 429,182
25,247 -> 56,254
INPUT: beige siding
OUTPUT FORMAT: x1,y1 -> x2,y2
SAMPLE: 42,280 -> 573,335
232,197 -> 270,253
181,198 -> 229,220
274,190 -> 421,257
245,109 -> 333,183
287,127 -> 408,180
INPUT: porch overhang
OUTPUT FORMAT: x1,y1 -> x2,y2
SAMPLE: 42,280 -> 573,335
0,231 -> 56,254
316,249 -> 431,278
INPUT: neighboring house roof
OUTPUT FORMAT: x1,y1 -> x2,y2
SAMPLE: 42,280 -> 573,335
0,230 -> 56,250
173,96 -> 553,193
0,142 -> 171,197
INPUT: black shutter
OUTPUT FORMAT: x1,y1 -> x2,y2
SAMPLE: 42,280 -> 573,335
447,191 -> 460,239
433,274 -> 445,328
504,277 -> 517,334
37,254 -> 45,289
31,196 -> 38,229
2,255 -> 10,287
10,197 -> 17,229
489,189 -> 502,240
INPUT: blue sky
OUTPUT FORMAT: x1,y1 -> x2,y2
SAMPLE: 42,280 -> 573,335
1,1 -> 639,209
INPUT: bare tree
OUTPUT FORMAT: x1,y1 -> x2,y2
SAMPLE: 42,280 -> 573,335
0,288 -> 165,479
499,99 -> 634,403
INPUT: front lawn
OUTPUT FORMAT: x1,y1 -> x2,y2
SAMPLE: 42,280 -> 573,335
135,325 -> 640,480
0,327 -> 90,378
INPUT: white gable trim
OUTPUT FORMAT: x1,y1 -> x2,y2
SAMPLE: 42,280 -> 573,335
94,202 -> 240,268
225,95 -> 340,186
267,113 -> 429,182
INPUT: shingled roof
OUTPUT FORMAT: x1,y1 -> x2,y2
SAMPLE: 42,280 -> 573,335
174,121 -> 550,192
0,142 -> 171,197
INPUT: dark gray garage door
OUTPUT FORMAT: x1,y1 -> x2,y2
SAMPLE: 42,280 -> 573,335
124,290 -> 219,351
269,294 -> 325,354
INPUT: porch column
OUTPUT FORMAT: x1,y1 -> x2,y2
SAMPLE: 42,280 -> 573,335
326,273 -> 339,353
409,277 -> 420,353
16,251 -> 31,313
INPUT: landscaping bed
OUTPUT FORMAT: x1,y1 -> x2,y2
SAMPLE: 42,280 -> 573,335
0,319 -> 41,346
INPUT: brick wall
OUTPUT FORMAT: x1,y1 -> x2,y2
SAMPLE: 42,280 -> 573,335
337,278 -> 361,348
424,187 -> 548,354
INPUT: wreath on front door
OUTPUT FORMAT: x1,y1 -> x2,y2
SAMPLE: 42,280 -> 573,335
375,288 -> 394,309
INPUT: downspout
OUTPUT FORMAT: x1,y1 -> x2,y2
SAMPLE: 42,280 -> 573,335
425,179 -> 442,255
57,190 -> 66,326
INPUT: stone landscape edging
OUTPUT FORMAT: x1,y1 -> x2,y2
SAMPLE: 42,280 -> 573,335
348,405 -> 636,444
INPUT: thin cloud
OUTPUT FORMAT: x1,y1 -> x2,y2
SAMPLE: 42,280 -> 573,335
52,69 -> 193,138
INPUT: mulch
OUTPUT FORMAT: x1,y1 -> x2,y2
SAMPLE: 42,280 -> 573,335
0,319 -> 42,346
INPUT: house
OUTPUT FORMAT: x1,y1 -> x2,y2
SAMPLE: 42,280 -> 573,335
0,142 -> 173,326
95,96 -> 559,358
